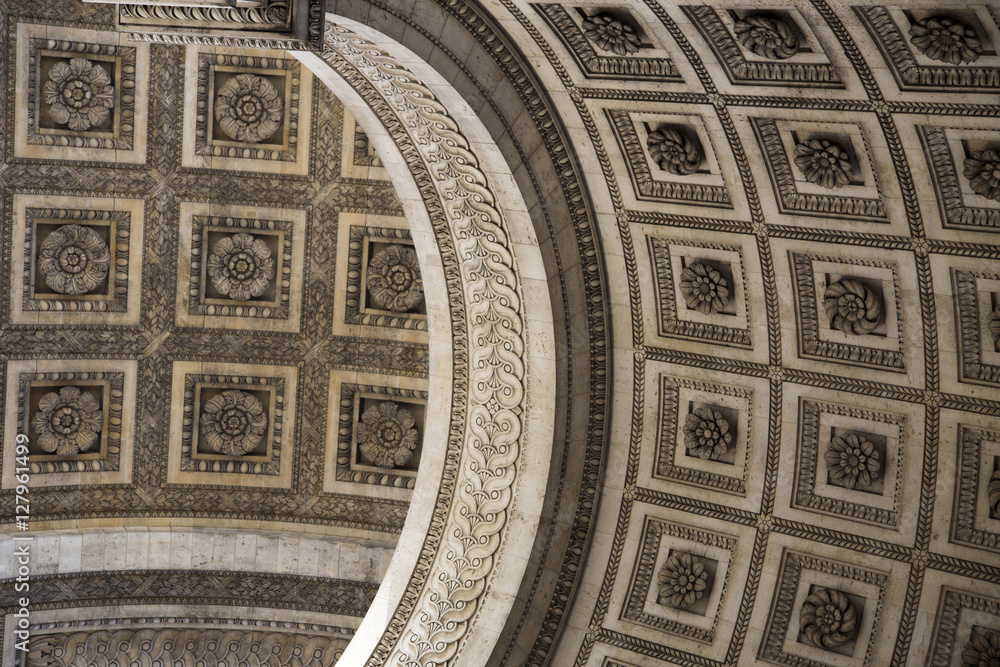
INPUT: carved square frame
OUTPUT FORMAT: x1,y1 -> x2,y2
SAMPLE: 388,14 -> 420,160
649,235 -> 751,347
167,361 -> 297,489
181,47 -> 312,175
950,424 -> 1000,555
340,109 -> 389,181
607,109 -> 733,208
855,6 -> 1000,93
758,549 -> 887,666
531,3 -> 682,81
2,359 -> 137,488
918,125 -> 1000,233
12,22 -> 148,164
622,515 -> 737,644
324,370 -> 427,501
681,5 -> 841,88
788,251 -> 906,371
925,585 -> 1000,666
750,116 -> 888,224
953,267 -> 1000,389
9,193 -> 145,326
175,202 -> 306,333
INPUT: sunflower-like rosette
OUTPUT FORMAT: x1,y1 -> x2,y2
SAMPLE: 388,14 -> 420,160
683,407 -> 732,461
825,432 -> 881,490
657,553 -> 708,608
963,150 -> 1000,202
367,244 -> 424,312
215,73 -> 283,144
43,58 -> 114,132
647,127 -> 702,176
823,279 -> 883,336
679,262 -> 730,315
200,390 -> 268,456
581,13 -> 641,55
357,402 -> 419,468
31,386 -> 103,456
800,588 -> 859,649
38,224 -> 111,295
793,140 -> 853,189
733,15 -> 800,60
963,629 -> 1000,666
207,233 -> 275,301
908,16 -> 982,65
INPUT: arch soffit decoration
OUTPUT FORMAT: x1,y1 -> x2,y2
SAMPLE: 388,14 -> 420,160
293,16 -> 558,667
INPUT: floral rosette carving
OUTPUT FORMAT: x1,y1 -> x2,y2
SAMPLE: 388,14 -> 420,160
988,470 -> 1000,520
200,390 -> 268,456
43,58 -> 114,132
679,262 -> 730,314
683,407 -> 732,461
825,432 -> 881,490
823,279 -> 883,335
215,73 -> 283,144
793,140 -> 853,189
367,244 -> 424,312
207,233 -> 275,301
38,224 -> 111,295
733,15 -> 800,60
31,386 -> 102,456
581,13 -> 641,56
908,16 -> 983,65
657,553 -> 708,608
800,588 -> 859,649
357,402 -> 419,468
647,127 -> 703,176
963,150 -> 1000,202
963,629 -> 1000,667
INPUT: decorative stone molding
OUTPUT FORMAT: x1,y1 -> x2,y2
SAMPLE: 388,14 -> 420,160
175,202 -> 306,332
649,237 -> 750,347
167,361 -> 297,488
953,269 -> 1000,388
951,425 -> 1000,553
623,515 -> 737,642
9,194 -> 146,326
25,629 -> 345,667
340,109 -> 389,180
2,359 -> 137,488
789,252 -> 905,371
181,48 -> 312,175
532,3 -> 682,81
13,22 -> 149,163
682,6 -> 841,87
752,117 -> 887,222
927,587 -> 1000,667
608,110 -> 732,207
85,0 -> 324,51
855,7 -> 1000,92
919,126 -> 1000,231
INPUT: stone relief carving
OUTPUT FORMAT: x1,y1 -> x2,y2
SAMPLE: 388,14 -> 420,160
353,122 -> 383,167
919,127 -> 1000,230
207,232 -> 275,300
953,271 -> 1000,386
38,224 -> 111,295
679,262 -> 729,315
647,126 -> 703,176
823,278 -> 883,336
733,15 -> 800,60
825,432 -> 881,491
344,226 -> 427,331
366,244 -> 424,312
908,16 -> 983,65
682,407 -> 732,461
31,386 -> 102,456
793,139 -> 853,189
581,13 -> 641,56
26,628 -> 343,667
200,389 -> 269,456
964,150 -> 1000,202
357,401 -> 419,469
215,73 -> 283,143
963,629 -> 1000,666
989,470 -> 1000,519
657,552 -> 709,609
799,587 -> 860,650
953,426 -> 1000,550
43,58 -> 114,132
